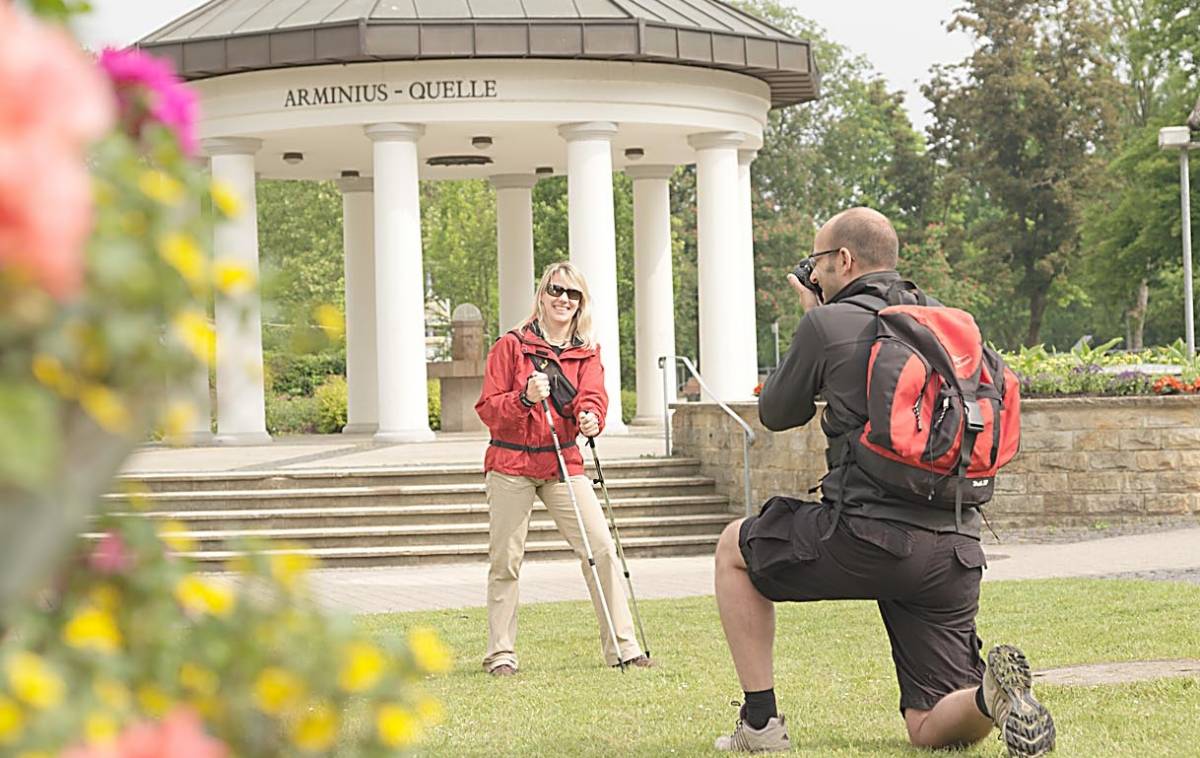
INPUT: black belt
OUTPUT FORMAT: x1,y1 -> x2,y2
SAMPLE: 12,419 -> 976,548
489,439 -> 576,454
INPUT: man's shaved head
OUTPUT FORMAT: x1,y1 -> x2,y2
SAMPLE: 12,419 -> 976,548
820,207 -> 899,271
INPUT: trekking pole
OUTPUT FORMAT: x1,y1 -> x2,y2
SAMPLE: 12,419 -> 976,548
540,399 -> 626,672
587,437 -> 651,659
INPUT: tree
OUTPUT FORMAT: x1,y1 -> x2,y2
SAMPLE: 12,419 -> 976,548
924,0 -> 1119,346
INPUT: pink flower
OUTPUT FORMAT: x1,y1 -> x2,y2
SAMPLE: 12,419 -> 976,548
0,3 -> 114,300
99,47 -> 198,156
62,708 -> 228,758
90,530 -> 134,574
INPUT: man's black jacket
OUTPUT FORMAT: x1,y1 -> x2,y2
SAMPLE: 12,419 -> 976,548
758,270 -> 982,537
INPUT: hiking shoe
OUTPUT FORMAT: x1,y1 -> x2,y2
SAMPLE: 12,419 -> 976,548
613,655 -> 656,669
983,645 -> 1056,757
714,713 -> 790,753
488,664 -> 516,677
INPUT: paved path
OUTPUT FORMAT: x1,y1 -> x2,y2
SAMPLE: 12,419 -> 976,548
299,527 -> 1200,615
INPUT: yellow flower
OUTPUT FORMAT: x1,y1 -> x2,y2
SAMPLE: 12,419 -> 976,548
290,701 -> 338,753
79,384 -> 132,435
171,309 -> 216,365
63,605 -> 123,654
253,667 -> 305,715
174,575 -> 235,617
338,641 -> 386,693
376,703 -> 422,748
0,696 -> 24,745
159,233 -> 208,290
212,260 -> 255,296
313,304 -> 345,340
120,480 -> 151,510
407,627 -> 452,674
89,585 -> 121,612
138,169 -> 185,206
269,551 -> 314,592
161,401 -> 198,443
210,181 -> 242,218
31,354 -> 76,397
136,684 -> 171,718
159,520 -> 197,553
85,711 -> 119,744
93,678 -> 131,711
416,695 -> 445,726
5,652 -> 64,710
180,663 -> 219,697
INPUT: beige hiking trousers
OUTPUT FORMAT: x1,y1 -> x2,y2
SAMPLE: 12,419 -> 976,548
482,470 -> 641,671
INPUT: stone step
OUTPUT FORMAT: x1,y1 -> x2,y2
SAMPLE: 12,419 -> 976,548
128,494 -> 732,530
117,458 -> 697,493
102,476 -> 717,511
89,513 -> 734,552
185,534 -> 722,568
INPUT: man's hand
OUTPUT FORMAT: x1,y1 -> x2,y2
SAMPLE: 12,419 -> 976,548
578,411 -> 600,438
525,371 -> 550,403
787,272 -> 822,314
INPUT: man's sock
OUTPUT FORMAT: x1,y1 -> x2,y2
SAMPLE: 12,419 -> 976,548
742,688 -> 777,730
974,685 -> 991,719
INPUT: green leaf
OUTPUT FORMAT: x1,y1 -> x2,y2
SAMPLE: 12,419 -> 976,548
0,384 -> 61,491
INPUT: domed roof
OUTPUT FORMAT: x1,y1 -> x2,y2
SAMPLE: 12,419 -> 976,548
138,0 -> 818,107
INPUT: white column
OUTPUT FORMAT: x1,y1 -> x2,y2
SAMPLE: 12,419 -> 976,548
559,121 -> 626,433
338,174 -> 378,435
167,163 -> 214,445
626,165 -> 677,426
204,137 -> 270,445
737,147 -> 760,378
490,174 -> 538,333
365,123 -> 434,442
689,132 -> 757,401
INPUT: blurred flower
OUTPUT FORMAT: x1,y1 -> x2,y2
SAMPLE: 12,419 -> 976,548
407,627 -> 452,674
212,260 -> 255,296
162,401 -> 198,442
158,233 -> 207,291
416,695 -> 445,726
209,182 -> 241,218
253,668 -> 305,716
62,707 -> 227,758
31,353 -> 77,397
376,704 -> 421,749
158,520 -> 197,553
5,652 -> 65,710
84,712 -> 119,744
63,605 -> 123,654
0,695 -> 24,744
93,678 -> 131,712
179,664 -> 219,698
138,169 -> 185,207
79,384 -> 133,434
289,701 -> 338,753
136,685 -> 172,718
269,551 -> 314,592
99,48 -> 198,156
338,641 -> 386,693
174,575 -> 234,618
0,3 -> 114,300
313,304 -> 345,340
171,310 -> 216,366
90,530 -> 134,575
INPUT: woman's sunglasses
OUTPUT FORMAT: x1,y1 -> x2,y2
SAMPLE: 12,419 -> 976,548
546,283 -> 583,302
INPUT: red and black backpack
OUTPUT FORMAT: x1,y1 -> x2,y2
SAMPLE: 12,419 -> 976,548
832,281 -> 1021,530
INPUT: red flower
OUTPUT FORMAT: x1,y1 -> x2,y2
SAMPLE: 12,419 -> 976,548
62,707 -> 228,758
89,530 -> 134,575
99,48 -> 198,156
752,382 -> 764,397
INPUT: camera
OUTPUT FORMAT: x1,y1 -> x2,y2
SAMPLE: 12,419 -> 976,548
791,259 -> 823,302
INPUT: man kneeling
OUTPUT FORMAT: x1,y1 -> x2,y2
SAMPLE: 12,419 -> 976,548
713,208 -> 1055,757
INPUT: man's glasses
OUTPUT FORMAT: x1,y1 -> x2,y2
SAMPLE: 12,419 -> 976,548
810,248 -> 842,261
546,283 -> 583,302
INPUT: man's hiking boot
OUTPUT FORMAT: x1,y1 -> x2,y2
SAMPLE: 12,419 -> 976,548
714,709 -> 790,753
982,644 -> 1056,757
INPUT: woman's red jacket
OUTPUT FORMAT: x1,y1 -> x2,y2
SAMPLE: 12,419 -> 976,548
474,324 -> 608,480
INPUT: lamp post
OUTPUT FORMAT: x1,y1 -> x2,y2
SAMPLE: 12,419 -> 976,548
1159,126 -> 1196,361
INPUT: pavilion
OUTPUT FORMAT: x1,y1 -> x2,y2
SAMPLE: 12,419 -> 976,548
139,0 -> 820,444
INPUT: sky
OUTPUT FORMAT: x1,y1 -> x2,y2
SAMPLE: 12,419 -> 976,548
75,1 -> 976,133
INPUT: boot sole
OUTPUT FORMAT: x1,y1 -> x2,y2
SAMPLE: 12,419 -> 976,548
988,645 -> 1056,757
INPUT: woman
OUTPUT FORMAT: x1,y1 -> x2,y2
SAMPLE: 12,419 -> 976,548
474,262 -> 650,676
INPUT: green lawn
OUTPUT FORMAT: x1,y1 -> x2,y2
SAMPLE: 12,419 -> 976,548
360,580 -> 1200,756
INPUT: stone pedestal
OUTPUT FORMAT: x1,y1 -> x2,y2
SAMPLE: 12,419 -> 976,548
427,304 -> 487,432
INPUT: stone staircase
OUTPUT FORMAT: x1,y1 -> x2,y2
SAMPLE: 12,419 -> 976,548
106,457 -> 735,569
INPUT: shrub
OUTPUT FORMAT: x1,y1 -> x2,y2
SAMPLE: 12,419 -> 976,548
621,388 -> 637,425
428,379 -> 441,431
315,374 -> 348,433
265,393 -> 320,435
264,350 -> 345,397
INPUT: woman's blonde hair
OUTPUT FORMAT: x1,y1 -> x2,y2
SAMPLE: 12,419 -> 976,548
524,261 -> 595,349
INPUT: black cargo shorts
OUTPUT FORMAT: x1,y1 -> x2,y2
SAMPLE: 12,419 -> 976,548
738,496 -> 988,713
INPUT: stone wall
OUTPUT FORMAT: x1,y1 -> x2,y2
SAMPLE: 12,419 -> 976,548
671,396 -> 1200,525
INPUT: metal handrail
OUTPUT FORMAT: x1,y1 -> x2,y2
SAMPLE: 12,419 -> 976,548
658,355 -> 756,516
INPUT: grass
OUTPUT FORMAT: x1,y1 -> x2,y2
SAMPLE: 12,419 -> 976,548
359,580 -> 1200,756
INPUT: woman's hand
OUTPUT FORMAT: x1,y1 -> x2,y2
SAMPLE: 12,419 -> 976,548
524,371 -> 550,403
578,411 -> 600,438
